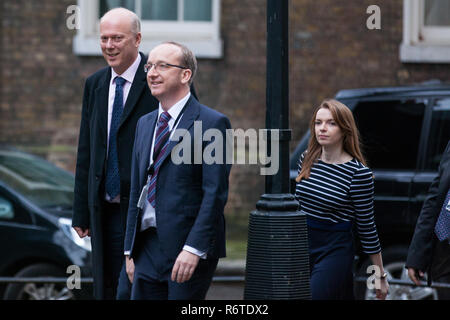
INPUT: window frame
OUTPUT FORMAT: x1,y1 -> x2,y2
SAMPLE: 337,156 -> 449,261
400,0 -> 450,63
73,0 -> 223,58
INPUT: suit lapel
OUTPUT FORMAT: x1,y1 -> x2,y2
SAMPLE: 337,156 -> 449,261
436,147 -> 450,209
141,112 -> 158,177
119,53 -> 148,129
95,68 -> 111,146
158,96 -> 200,167
442,157 -> 450,194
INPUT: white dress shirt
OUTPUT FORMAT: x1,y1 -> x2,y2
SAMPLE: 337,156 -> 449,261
139,92 -> 191,231
105,54 -> 141,202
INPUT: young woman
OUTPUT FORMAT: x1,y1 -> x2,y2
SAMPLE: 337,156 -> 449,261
295,99 -> 389,300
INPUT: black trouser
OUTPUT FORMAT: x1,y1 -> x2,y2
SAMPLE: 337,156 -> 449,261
102,200 -> 127,300
431,239 -> 450,300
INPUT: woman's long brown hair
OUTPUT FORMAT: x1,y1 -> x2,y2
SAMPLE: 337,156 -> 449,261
295,99 -> 367,182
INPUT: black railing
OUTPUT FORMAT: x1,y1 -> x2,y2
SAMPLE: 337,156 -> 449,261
0,275 -> 245,284
353,276 -> 450,289
1,275 -> 449,290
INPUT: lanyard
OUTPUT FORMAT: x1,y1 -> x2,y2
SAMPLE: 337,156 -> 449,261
147,98 -> 190,176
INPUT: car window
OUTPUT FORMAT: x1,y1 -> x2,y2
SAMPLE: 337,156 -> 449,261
0,150 -> 74,209
0,194 -> 32,224
424,98 -> 450,170
352,99 -> 426,170
0,196 -> 14,220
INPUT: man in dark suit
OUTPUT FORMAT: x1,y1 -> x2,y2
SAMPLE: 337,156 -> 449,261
124,42 -> 231,299
72,8 -> 160,300
406,140 -> 450,298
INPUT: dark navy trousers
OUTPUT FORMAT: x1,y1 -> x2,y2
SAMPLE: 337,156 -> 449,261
130,228 -> 218,300
101,201 -> 132,300
307,217 -> 355,300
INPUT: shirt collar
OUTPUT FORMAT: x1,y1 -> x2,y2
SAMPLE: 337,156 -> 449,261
111,54 -> 141,85
158,92 -> 191,123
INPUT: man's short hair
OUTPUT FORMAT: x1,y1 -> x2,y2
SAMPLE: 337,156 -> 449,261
101,7 -> 141,35
163,41 -> 197,85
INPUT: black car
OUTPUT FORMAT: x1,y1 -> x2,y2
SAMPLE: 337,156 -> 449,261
0,147 -> 92,300
290,82 -> 450,300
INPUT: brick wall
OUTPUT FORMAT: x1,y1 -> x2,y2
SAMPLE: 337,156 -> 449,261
2,0 -> 450,223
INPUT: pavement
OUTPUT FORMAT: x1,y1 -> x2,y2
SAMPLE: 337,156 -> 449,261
206,259 -> 246,300
214,259 -> 246,276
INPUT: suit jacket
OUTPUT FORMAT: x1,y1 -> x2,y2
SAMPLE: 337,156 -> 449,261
406,140 -> 450,283
72,52 -> 159,299
124,96 -> 231,262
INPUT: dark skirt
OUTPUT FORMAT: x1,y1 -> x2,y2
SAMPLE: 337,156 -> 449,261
307,216 -> 355,300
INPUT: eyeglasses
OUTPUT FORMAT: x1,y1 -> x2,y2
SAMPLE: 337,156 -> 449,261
144,62 -> 188,73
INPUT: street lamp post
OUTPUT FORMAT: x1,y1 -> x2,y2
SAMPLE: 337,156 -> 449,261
243,0 -> 311,300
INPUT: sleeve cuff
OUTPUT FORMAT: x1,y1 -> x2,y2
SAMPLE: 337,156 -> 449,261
183,245 -> 207,259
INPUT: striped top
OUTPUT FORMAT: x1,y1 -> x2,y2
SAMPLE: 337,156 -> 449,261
295,153 -> 381,254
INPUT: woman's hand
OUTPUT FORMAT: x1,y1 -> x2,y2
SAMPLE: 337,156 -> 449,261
375,278 -> 389,300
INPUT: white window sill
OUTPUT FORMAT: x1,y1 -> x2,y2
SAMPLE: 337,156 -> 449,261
73,35 -> 223,59
400,43 -> 450,63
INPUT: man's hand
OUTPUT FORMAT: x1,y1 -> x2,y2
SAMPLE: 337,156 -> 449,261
126,256 -> 135,284
73,227 -> 90,238
171,250 -> 200,283
407,268 -> 425,286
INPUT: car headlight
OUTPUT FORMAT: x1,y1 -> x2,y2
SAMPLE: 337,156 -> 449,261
58,217 -> 92,252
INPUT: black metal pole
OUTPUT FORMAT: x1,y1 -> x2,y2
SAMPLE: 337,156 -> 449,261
265,0 -> 290,194
244,0 -> 311,300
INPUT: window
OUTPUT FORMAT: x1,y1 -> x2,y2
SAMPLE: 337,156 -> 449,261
0,193 -> 32,225
401,0 -> 450,63
424,98 -> 450,170
74,0 -> 222,58
0,197 -> 14,220
352,99 -> 426,170
99,0 -> 212,21
0,150 -> 74,209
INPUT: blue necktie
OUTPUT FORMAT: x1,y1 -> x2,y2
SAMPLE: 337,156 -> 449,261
147,111 -> 171,208
434,188 -> 450,243
105,76 -> 126,199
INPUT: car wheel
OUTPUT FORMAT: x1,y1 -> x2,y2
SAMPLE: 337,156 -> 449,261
3,263 -> 75,300
355,246 -> 438,300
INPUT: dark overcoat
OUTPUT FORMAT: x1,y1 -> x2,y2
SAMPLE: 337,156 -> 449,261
406,140 -> 450,284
